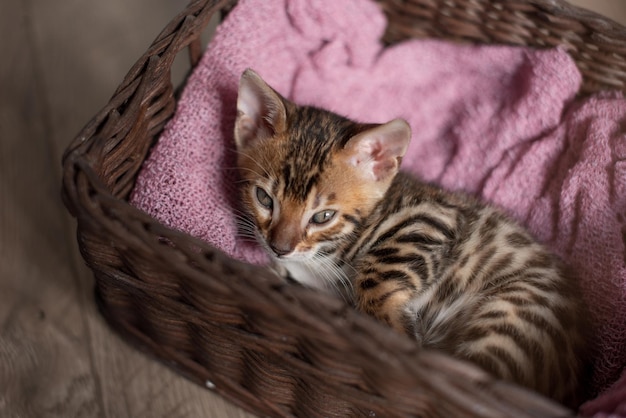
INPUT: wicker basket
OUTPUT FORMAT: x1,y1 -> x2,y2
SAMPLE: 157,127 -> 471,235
61,0 -> 626,416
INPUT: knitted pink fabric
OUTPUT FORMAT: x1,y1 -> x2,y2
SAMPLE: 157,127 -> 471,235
583,369 -> 626,417
129,0 -> 626,411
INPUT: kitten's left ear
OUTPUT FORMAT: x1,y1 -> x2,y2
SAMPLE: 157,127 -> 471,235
343,119 -> 411,182
235,68 -> 287,149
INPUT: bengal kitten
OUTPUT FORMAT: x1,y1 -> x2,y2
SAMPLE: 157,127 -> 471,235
233,68 -> 588,406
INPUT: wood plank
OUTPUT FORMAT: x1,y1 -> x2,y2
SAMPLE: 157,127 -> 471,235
0,1 -> 100,417
568,0 -> 626,25
12,0 -> 621,416
26,0 -> 255,416
84,325 -> 254,418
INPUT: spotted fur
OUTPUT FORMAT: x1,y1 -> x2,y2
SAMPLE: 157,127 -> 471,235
234,69 -> 589,406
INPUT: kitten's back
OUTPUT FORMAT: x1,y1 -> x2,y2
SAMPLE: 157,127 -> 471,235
234,69 -> 589,407
351,172 -> 589,406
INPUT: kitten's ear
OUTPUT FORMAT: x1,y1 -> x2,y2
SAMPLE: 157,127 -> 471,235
343,119 -> 411,182
234,68 -> 287,149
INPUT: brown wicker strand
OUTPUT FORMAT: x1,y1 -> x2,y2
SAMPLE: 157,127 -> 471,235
62,0 -> 626,416
379,0 -> 626,95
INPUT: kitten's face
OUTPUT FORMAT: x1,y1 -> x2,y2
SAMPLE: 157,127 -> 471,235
234,69 -> 411,266
237,136 -> 384,261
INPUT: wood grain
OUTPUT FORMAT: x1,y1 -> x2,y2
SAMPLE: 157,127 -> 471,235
1,0 -> 624,416
568,0 -> 626,24
1,0 -> 253,416
0,1 -> 99,416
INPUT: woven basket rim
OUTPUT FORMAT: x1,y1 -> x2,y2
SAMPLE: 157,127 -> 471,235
61,0 -> 626,416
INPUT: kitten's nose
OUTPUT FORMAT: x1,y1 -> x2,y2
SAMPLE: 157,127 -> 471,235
270,244 -> 292,257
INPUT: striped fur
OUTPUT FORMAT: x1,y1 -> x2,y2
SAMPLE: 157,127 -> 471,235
234,69 -> 588,406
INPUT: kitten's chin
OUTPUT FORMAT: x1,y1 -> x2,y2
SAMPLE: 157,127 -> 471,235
277,259 -> 318,286
277,259 -> 334,294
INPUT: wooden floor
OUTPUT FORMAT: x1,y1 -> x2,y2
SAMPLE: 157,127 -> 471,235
1,1 -> 624,417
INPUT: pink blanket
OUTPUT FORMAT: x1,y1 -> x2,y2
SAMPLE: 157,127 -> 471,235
130,0 -> 626,413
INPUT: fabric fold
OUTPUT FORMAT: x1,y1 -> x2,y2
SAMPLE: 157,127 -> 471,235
129,0 -> 626,410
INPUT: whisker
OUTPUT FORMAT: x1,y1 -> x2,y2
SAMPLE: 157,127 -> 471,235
223,166 -> 262,178
233,148 -> 273,179
305,258 -> 344,299
308,253 -> 354,304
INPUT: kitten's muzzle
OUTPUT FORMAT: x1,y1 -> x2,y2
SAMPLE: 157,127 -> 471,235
270,243 -> 292,257
268,221 -> 299,257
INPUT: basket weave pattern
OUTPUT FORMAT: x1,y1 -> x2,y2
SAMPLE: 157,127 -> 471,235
62,0 -> 626,416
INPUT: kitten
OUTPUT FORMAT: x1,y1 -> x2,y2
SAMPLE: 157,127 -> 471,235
233,68 -> 588,406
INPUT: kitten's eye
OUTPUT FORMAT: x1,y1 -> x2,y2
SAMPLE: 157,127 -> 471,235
255,187 -> 273,209
310,210 -> 336,225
